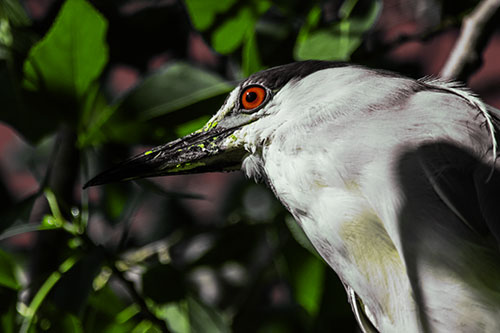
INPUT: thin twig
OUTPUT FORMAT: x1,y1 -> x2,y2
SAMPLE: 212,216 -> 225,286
77,231 -> 171,332
440,0 -> 500,80
111,264 -> 172,333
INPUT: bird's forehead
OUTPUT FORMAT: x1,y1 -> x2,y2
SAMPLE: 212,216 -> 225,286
242,60 -> 350,90
226,61 -> 351,110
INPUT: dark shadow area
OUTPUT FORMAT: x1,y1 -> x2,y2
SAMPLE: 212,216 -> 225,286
396,141 -> 500,331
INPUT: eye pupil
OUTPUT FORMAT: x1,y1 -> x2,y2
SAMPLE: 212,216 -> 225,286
246,91 -> 257,103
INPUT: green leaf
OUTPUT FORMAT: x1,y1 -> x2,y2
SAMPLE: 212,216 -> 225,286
175,115 -> 211,137
0,302 -> 17,333
83,286 -> 136,332
284,215 -> 319,258
104,184 -> 129,221
211,7 -> 253,54
22,0 -> 108,100
157,302 -> 189,333
105,62 -> 232,144
0,18 -> 13,49
2,0 -> 108,143
60,313 -> 84,333
0,0 -> 31,26
188,296 -> 229,333
116,304 -> 140,324
184,0 -> 237,31
242,30 -> 264,76
211,2 -> 271,55
77,83 -> 118,148
295,5 -> 321,45
294,0 -> 381,61
132,320 -> 159,333
0,222 -> 59,241
185,0 -> 271,55
293,255 -> 325,317
297,30 -> 330,60
0,249 -> 20,290
339,0 -> 360,18
0,0 -> 34,62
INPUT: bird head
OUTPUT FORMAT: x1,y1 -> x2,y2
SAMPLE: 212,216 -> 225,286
84,61 -> 351,187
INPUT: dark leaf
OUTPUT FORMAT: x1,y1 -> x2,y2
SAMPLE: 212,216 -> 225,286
106,62 -> 232,145
188,296 -> 229,333
51,247 -> 105,315
142,264 -> 186,304
0,0 -> 31,26
0,296 -> 18,333
118,62 -> 232,121
0,249 -> 20,290
0,191 -> 39,234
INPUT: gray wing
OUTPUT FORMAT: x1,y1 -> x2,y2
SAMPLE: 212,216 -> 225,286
419,103 -> 500,246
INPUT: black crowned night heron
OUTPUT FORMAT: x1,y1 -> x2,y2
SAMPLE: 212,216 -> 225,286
86,61 -> 500,332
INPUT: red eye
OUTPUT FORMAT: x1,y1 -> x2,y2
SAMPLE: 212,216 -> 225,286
241,86 -> 267,110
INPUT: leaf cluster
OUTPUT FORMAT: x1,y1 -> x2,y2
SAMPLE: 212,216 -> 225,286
0,0 -> 385,331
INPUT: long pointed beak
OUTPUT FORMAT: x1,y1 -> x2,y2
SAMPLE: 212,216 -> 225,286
83,126 -> 245,188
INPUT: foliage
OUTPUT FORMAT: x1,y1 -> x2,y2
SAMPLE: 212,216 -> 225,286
0,0 -> 443,331
295,0 -> 381,61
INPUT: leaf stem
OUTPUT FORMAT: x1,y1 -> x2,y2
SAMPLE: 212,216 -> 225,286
20,255 -> 81,333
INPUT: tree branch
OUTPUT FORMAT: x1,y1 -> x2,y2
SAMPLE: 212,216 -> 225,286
111,264 -> 172,333
440,0 -> 500,81
77,231 -> 172,332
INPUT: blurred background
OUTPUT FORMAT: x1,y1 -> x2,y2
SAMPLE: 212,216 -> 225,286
0,0 -> 499,332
